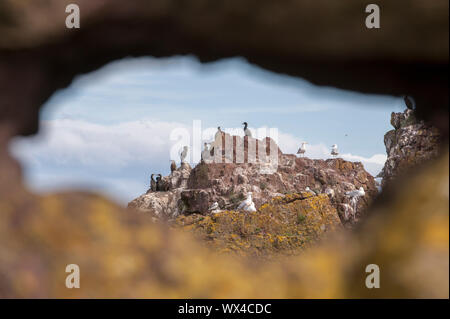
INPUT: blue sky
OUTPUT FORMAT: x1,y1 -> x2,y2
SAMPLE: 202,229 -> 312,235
9,56 -> 405,205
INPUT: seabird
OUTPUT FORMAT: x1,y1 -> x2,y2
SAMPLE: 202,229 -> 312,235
305,187 -> 316,196
180,146 -> 188,163
170,160 -> 177,173
215,126 -> 223,141
345,187 -> 365,213
242,122 -> 252,137
208,201 -> 221,213
209,202 -> 219,211
331,144 -> 339,157
345,187 -> 365,198
150,174 -> 157,191
403,95 -> 416,110
211,127 -> 223,152
297,142 -> 308,157
325,187 -> 335,198
246,202 -> 257,212
155,174 -> 163,191
201,142 -> 211,162
237,192 -> 256,211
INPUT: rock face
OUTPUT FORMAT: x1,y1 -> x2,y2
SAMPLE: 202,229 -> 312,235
128,134 -> 377,226
379,109 -> 441,187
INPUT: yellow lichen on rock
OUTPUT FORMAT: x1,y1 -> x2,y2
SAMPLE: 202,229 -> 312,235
174,193 -> 342,257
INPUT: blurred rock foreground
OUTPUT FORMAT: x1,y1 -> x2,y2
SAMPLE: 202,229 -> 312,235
0,148 -> 448,298
0,0 -> 448,298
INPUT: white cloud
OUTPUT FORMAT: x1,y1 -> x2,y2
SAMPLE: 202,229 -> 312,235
10,119 -> 186,170
9,119 -> 190,204
218,104 -> 327,114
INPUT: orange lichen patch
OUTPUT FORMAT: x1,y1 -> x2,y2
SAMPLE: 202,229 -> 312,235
174,193 -> 342,257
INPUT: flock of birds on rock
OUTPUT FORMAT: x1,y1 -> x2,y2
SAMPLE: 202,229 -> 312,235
151,121 -> 365,214
183,122 -> 342,164
297,142 -> 340,158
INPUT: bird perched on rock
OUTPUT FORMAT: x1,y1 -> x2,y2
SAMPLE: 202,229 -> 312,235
170,160 -> 177,173
345,187 -> 365,198
209,202 -> 219,211
201,143 -> 211,162
403,95 -> 416,110
345,186 -> 365,214
212,126 -> 223,151
237,192 -> 257,212
341,203 -> 355,220
155,174 -> 163,191
331,144 -> 339,157
297,142 -> 308,157
305,187 -> 316,196
208,202 -> 221,214
215,126 -> 223,142
242,122 -> 252,137
150,174 -> 157,192
325,187 -> 335,198
246,201 -> 257,212
180,146 -> 188,163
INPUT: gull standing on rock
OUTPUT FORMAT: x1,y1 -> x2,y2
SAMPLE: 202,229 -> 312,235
305,187 -> 316,196
237,192 -> 257,211
345,187 -> 365,216
242,122 -> 252,137
325,187 -> 335,198
170,160 -> 177,173
345,187 -> 365,198
201,142 -> 211,162
297,142 -> 308,157
211,126 -> 223,152
180,146 -> 188,163
208,201 -> 220,213
331,144 -> 339,157
215,126 -> 223,141
246,201 -> 257,212
150,174 -> 157,192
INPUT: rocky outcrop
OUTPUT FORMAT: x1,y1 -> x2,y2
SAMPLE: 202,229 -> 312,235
128,134 -> 377,226
379,109 -> 441,187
